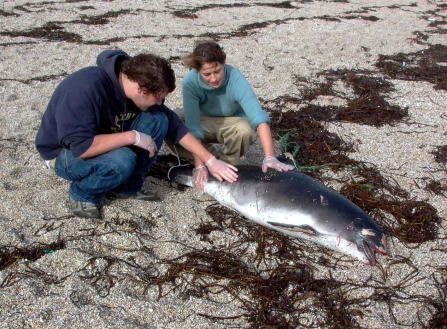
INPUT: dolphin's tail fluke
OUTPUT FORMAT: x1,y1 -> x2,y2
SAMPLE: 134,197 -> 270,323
168,164 -> 195,187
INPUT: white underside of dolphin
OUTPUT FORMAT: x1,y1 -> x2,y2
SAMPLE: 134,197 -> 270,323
204,183 -> 374,263
169,165 -> 387,265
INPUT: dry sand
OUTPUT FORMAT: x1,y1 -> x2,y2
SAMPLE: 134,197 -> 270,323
0,1 -> 446,328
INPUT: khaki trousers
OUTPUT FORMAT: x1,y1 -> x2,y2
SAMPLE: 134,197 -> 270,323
166,108 -> 257,165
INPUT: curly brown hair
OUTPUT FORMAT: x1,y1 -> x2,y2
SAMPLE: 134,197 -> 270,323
182,40 -> 226,70
121,54 -> 176,95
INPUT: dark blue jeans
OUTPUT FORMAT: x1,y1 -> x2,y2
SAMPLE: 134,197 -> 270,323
53,110 -> 169,204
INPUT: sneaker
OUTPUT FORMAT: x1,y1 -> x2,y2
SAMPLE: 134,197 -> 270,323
69,196 -> 102,219
107,189 -> 161,202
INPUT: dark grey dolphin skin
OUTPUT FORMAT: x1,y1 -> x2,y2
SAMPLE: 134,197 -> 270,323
169,165 -> 387,265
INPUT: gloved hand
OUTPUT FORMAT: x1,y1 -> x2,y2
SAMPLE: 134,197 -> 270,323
133,130 -> 157,157
205,156 -> 238,183
192,165 -> 208,192
262,156 -> 295,173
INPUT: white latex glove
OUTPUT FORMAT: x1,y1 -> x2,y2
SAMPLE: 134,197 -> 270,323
205,156 -> 238,183
133,130 -> 157,157
192,165 -> 208,192
262,156 -> 295,173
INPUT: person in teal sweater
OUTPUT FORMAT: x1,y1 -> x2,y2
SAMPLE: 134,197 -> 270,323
170,40 -> 294,191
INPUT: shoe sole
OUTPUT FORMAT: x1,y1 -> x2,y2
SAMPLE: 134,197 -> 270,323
106,194 -> 161,202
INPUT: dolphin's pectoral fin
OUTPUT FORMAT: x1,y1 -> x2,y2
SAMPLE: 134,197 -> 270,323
267,222 -> 318,235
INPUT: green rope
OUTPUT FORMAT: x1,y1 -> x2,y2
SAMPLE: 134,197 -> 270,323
279,133 -> 300,158
278,133 -> 359,172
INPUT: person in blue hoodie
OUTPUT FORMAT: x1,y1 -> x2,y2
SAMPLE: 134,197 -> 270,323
35,49 -> 238,219
170,40 -> 294,191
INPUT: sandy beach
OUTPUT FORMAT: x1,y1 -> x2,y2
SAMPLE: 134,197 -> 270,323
0,1 -> 446,328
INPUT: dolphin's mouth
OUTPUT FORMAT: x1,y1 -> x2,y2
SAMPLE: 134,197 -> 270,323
363,236 -> 388,266
363,241 -> 377,266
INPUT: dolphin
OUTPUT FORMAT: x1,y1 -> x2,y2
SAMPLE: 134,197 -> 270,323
168,165 -> 387,265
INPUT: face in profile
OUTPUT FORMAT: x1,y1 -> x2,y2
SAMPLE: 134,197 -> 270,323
199,62 -> 225,88
136,89 -> 167,110
129,82 -> 168,110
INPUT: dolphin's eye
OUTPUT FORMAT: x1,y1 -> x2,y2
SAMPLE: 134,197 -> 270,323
320,195 -> 329,206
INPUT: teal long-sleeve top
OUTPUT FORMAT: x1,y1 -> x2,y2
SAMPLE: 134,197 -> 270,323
182,64 -> 270,140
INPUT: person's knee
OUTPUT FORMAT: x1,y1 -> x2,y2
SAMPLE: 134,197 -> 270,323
158,112 -> 169,136
145,111 -> 169,139
236,123 -> 255,142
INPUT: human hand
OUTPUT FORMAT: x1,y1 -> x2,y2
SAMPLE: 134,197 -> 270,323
192,165 -> 208,192
133,130 -> 157,157
262,156 -> 295,173
205,156 -> 238,183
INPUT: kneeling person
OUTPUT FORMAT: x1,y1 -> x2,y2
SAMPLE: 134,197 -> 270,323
168,41 -> 294,191
35,49 -> 237,219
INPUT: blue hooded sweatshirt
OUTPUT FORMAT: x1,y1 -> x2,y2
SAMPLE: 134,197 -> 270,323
35,50 -> 188,160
